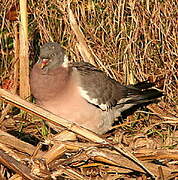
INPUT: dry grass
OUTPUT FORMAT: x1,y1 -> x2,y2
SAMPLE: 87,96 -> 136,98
0,0 -> 178,179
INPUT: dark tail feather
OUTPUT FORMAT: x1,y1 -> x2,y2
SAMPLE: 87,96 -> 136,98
125,83 -> 163,105
132,89 -> 163,104
127,81 -> 155,90
115,83 -> 163,117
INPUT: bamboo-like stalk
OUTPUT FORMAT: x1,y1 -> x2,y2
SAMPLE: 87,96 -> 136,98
19,0 -> 30,99
67,2 -> 96,66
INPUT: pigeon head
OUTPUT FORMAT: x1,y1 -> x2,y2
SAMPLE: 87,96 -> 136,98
38,42 -> 68,70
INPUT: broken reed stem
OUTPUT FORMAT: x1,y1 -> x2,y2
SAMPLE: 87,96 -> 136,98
67,1 -> 96,66
19,0 -> 30,99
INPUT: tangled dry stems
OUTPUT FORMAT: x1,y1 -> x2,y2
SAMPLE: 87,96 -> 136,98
0,0 -> 178,179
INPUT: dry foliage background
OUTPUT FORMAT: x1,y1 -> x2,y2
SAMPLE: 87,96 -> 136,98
0,0 -> 178,179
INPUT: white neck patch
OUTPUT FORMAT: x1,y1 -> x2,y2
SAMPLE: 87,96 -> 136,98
62,55 -> 69,68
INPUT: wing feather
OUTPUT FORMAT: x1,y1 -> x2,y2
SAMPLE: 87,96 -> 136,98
70,62 -> 128,110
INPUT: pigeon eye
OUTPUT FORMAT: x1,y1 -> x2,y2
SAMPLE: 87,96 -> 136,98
50,53 -> 55,57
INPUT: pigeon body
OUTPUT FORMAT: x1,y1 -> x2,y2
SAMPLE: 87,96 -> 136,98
30,42 -> 163,134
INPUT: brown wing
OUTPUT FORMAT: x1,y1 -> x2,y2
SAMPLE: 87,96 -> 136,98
70,62 -> 128,110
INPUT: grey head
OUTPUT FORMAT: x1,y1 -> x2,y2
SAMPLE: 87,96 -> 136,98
38,42 -> 66,71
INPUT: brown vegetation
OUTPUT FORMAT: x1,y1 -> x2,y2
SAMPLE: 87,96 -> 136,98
0,0 -> 177,179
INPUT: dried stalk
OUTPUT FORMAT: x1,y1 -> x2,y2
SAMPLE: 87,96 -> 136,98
67,1 -> 96,66
19,0 -> 30,99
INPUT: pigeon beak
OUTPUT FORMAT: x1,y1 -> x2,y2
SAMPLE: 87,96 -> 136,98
40,59 -> 49,69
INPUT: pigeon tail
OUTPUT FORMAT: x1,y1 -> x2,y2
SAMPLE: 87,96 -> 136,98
131,88 -> 163,104
124,82 -> 163,105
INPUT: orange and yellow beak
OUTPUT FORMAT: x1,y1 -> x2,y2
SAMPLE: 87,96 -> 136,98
40,59 -> 48,69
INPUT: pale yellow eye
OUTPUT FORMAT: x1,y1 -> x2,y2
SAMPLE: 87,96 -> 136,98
50,53 -> 55,57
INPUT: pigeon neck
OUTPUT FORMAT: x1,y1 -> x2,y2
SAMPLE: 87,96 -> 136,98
30,64 -> 71,101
